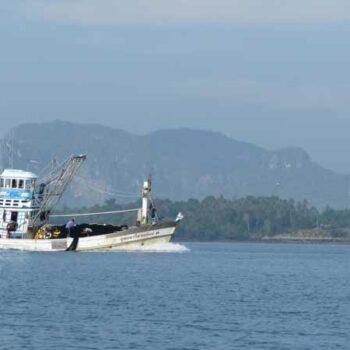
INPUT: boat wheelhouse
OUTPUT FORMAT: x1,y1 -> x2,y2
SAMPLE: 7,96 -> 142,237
0,169 -> 41,239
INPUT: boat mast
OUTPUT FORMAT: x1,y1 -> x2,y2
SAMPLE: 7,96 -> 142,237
141,177 -> 152,225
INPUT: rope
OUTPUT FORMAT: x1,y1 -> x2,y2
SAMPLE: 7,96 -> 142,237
50,208 -> 140,218
38,156 -> 70,183
74,175 -> 140,198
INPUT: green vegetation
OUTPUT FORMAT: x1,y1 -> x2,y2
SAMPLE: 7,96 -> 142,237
54,196 -> 350,241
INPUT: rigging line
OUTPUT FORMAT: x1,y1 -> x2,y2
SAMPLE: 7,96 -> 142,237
37,161 -> 59,179
38,156 -> 70,189
87,186 -> 140,198
36,158 -> 57,178
39,155 -> 74,183
74,175 -> 140,198
76,174 -> 140,196
39,156 -> 67,176
50,208 -> 140,218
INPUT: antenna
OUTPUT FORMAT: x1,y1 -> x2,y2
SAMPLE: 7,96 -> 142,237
9,130 -> 14,169
0,131 -> 15,169
0,137 -> 4,171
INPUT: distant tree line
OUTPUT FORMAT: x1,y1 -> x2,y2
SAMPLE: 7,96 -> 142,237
53,196 -> 350,241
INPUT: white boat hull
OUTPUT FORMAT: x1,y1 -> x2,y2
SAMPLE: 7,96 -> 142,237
0,222 -> 176,252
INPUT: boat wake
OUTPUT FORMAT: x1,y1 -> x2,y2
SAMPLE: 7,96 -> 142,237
125,242 -> 190,253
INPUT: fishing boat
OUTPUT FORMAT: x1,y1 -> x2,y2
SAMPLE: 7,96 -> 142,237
0,155 -> 179,251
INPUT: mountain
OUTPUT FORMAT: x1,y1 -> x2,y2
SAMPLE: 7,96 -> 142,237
1,121 -> 349,208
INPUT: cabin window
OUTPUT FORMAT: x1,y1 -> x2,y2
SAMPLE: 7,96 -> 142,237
0,179 -> 3,187
11,211 -> 18,222
5,179 -> 10,188
25,180 -> 30,189
11,179 -> 17,188
18,180 -> 24,189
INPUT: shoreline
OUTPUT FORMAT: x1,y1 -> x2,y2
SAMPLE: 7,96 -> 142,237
174,237 -> 350,245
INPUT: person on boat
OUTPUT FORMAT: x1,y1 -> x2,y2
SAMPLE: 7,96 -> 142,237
149,203 -> 158,225
65,218 -> 76,236
6,221 -> 18,239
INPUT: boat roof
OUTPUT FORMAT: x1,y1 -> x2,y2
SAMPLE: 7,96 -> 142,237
1,169 -> 38,179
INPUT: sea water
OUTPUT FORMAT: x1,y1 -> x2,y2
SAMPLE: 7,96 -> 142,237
0,242 -> 349,350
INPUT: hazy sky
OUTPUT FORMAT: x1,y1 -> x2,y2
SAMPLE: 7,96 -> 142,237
1,1 -> 350,172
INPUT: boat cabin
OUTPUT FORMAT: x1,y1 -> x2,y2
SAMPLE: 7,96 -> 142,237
0,169 -> 40,238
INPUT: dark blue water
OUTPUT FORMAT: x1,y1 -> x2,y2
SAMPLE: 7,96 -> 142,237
0,242 -> 350,350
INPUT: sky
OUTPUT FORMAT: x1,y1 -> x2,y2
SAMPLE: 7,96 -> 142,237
1,1 -> 350,172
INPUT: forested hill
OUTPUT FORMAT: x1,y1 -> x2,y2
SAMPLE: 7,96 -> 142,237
1,121 -> 350,208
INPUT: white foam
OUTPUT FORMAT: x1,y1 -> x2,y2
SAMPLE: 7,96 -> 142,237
125,242 -> 190,253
